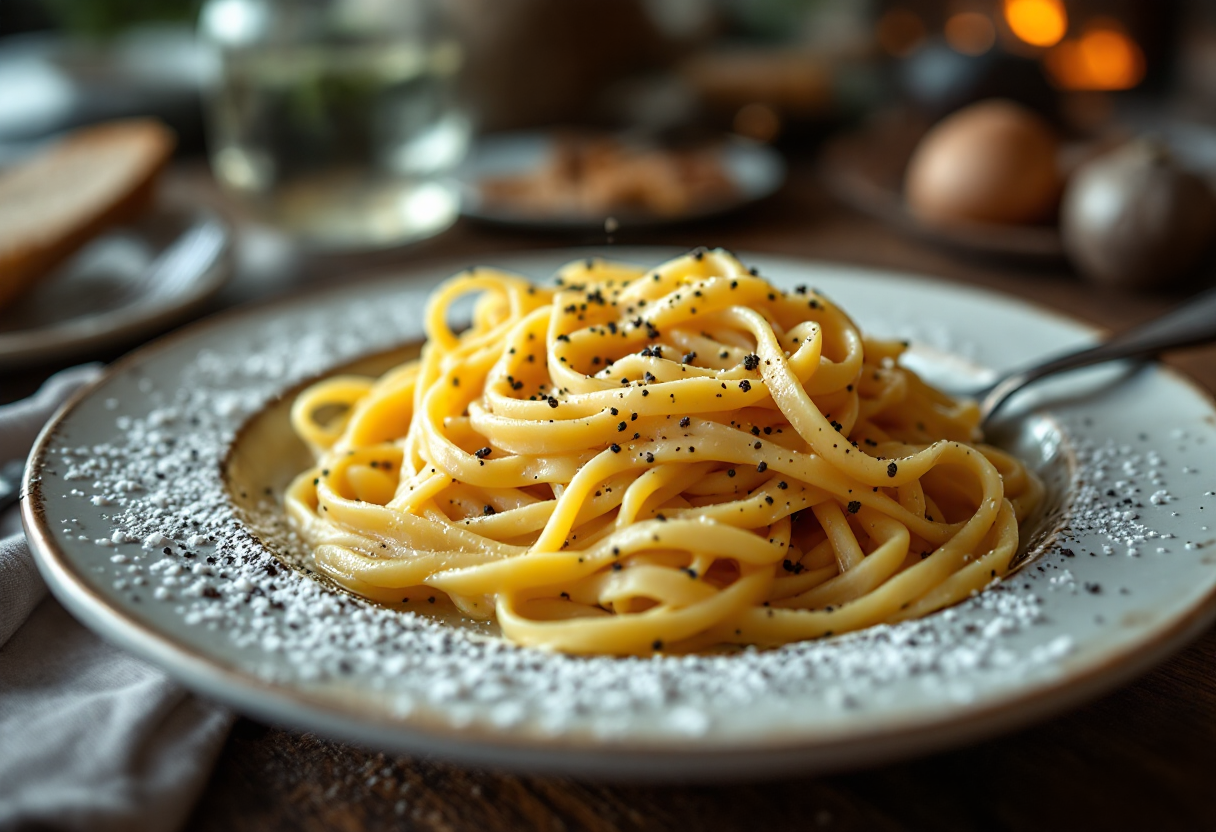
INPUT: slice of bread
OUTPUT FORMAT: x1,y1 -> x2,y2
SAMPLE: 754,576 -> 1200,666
0,119 -> 176,310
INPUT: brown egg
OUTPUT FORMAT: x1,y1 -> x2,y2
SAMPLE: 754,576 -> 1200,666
905,99 -> 1062,225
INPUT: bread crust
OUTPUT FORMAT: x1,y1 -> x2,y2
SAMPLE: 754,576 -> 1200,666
0,119 -> 176,310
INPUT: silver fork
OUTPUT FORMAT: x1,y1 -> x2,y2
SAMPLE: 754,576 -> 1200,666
120,215 -> 229,307
971,285 -> 1216,426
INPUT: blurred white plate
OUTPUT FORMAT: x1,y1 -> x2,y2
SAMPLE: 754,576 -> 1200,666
0,205 -> 232,368
458,133 -> 786,230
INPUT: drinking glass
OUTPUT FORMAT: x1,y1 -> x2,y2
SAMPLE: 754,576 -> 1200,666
199,0 -> 470,249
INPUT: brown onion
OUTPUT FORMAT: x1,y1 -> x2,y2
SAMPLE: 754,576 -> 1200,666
1061,140 -> 1216,290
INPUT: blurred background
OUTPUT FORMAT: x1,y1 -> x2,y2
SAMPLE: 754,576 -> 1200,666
3,0 -> 1216,381
6,6 -> 1216,821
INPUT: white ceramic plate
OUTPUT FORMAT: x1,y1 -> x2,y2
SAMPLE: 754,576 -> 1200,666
458,133 -> 786,230
0,204 -> 232,369
22,248 -> 1216,780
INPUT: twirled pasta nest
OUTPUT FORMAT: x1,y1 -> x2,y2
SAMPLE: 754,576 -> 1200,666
287,250 -> 1041,655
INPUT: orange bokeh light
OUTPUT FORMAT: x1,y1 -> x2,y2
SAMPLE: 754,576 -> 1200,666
1004,0 -> 1068,47
1046,19 -> 1146,91
945,12 -> 996,56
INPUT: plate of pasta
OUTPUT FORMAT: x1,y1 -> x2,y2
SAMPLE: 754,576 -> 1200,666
23,248 -> 1216,779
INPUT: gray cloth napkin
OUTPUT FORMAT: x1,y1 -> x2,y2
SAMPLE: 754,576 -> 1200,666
0,367 -> 233,832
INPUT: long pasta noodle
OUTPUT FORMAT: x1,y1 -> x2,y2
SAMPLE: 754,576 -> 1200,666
285,250 -> 1042,655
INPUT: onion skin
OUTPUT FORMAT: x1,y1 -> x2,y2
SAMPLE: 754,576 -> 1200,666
1061,141 -> 1216,291
905,99 -> 1062,226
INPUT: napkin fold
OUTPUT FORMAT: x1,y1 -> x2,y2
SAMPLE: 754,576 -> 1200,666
0,365 -> 100,644
0,366 -> 233,832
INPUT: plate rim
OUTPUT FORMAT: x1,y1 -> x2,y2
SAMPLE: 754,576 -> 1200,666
20,248 -> 1216,774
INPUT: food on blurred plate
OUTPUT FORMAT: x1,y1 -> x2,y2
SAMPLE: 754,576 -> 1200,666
904,99 -> 1062,226
0,119 -> 176,310
1061,140 -> 1216,291
479,133 -> 735,218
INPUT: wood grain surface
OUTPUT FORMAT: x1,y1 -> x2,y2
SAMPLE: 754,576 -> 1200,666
9,161 -> 1216,831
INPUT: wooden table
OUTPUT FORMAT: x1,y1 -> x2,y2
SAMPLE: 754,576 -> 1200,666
11,162 -> 1216,830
